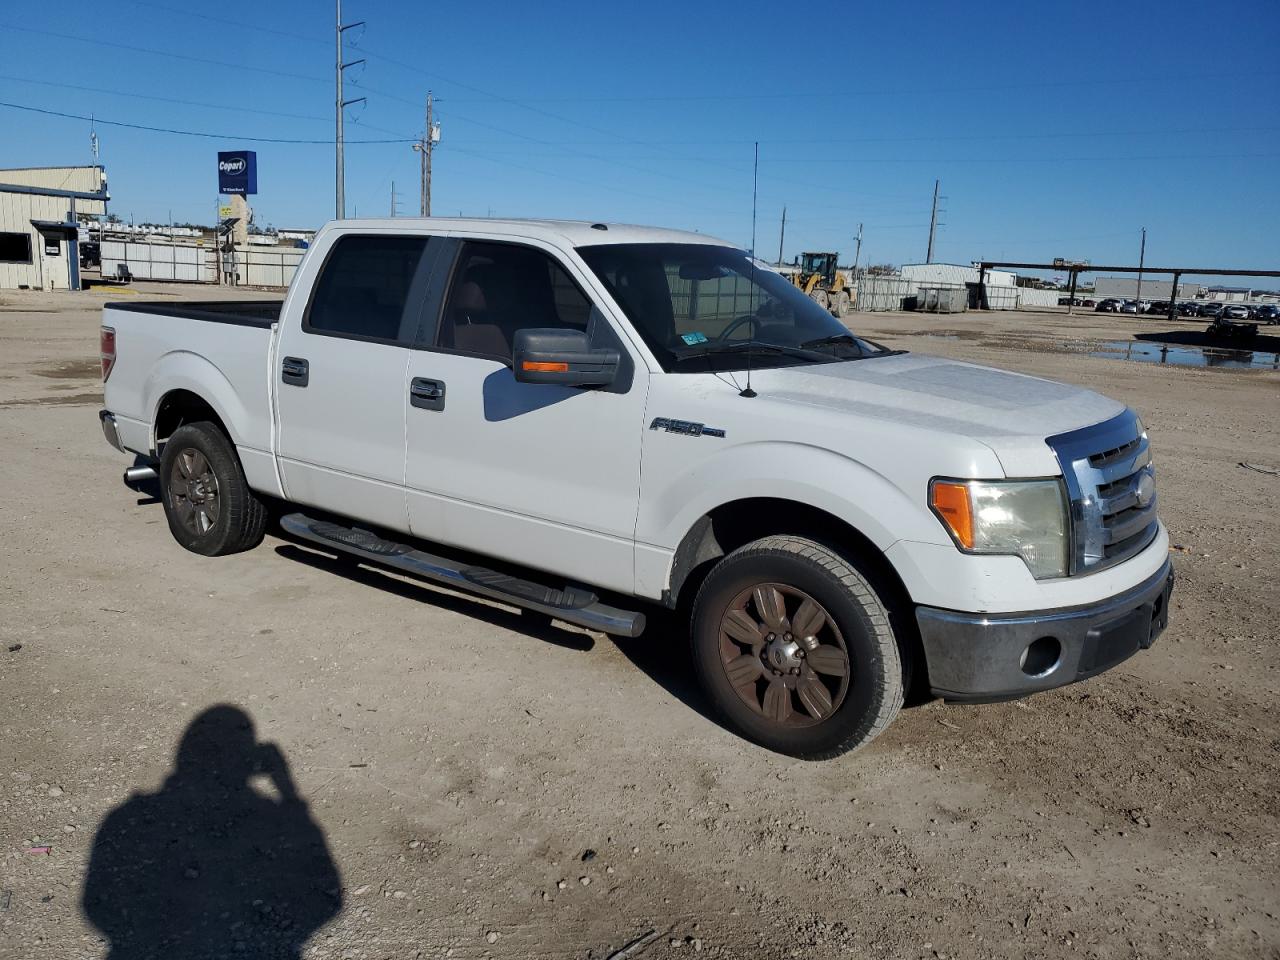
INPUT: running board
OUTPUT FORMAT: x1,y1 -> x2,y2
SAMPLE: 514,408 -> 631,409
279,512 -> 646,638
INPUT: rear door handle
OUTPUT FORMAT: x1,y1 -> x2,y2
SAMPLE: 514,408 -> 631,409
281,356 -> 309,387
410,377 -> 445,411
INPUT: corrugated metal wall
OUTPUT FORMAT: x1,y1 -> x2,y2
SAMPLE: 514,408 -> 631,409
101,239 -> 305,287
101,240 -> 207,281
0,191 -> 74,290
853,276 -> 917,311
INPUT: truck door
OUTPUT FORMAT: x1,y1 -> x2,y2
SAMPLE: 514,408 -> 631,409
403,238 -> 647,595
275,232 -> 442,533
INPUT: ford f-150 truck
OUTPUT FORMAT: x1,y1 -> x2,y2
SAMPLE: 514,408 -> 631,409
99,219 -> 1174,758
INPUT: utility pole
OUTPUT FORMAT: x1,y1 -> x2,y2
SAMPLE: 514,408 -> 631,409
777,206 -> 786,265
926,179 -> 940,263
1136,227 -> 1146,302
390,181 -> 398,217
334,0 -> 366,220
412,92 -> 438,216
853,222 -> 863,273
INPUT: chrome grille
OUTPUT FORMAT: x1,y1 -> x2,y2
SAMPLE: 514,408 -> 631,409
1048,409 -> 1159,575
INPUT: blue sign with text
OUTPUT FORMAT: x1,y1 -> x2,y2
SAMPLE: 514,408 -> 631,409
217,151 -> 258,195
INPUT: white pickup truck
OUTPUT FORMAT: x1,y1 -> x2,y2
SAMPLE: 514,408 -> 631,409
99,219 -> 1174,758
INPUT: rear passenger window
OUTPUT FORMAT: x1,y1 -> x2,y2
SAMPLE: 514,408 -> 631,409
437,241 -> 591,361
306,235 -> 432,344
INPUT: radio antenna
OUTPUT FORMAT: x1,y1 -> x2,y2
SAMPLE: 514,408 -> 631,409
740,140 -> 759,398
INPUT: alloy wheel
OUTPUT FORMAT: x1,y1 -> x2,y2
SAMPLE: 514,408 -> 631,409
717,582 -> 851,726
168,448 -> 220,536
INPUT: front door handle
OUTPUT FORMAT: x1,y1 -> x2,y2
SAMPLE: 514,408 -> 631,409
410,377 -> 445,411
281,356 -> 309,387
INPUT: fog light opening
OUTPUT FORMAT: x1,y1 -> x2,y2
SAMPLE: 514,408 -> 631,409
1020,636 -> 1062,678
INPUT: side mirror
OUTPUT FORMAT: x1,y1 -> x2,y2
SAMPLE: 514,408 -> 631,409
512,328 -> 618,388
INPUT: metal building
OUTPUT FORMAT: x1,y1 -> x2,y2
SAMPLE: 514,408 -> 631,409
900,262 -> 1017,288
0,166 -> 109,290
1093,277 -> 1202,301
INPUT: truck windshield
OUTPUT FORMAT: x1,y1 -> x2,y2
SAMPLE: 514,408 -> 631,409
577,243 -> 889,372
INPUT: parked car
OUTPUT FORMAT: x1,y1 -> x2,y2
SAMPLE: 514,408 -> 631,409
1082,299 -> 1096,308
1222,304 -> 1253,321
79,240 -> 101,270
1198,302 -> 1225,318
1147,301 -> 1170,315
1252,304 -> 1280,324
1176,302 -> 1200,317
1095,298 -> 1123,312
1136,300 -> 1152,313
1208,313 -> 1258,339
1119,301 -> 1141,314
97,218 -> 1174,759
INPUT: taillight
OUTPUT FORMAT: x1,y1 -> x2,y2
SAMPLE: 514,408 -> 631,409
100,326 -> 116,382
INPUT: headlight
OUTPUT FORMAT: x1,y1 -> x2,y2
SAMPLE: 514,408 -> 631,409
930,478 -> 1068,579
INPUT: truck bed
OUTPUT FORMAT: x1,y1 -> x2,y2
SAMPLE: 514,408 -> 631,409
101,299 -> 281,493
103,299 -> 283,328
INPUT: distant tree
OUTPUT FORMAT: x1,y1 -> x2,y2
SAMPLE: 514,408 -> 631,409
865,263 -> 897,276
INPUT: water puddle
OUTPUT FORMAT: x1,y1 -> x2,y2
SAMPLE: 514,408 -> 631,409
1091,340 -> 1280,370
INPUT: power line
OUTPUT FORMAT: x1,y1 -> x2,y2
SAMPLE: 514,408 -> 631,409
0,100 -> 413,144
0,24 -> 326,83
0,74 -> 329,122
437,69 -> 1280,103
131,1 -> 330,46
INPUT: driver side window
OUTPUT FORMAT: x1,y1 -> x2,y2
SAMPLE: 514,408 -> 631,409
437,241 -> 590,362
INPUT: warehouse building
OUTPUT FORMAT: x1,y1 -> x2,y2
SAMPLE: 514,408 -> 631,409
0,166 -> 109,290
899,262 -> 1017,288
1093,277 -> 1203,301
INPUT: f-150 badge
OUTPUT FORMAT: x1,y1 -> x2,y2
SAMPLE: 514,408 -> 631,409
649,417 -> 726,438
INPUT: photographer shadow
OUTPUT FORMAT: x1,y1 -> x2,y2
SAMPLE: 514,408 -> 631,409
81,705 -> 342,959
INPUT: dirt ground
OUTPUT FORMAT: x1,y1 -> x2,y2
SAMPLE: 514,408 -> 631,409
1,284 -> 1277,960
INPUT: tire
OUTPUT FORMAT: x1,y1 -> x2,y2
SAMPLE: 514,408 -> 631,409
159,421 -> 267,557
833,291 -> 852,317
690,535 -> 903,759
808,288 -> 830,312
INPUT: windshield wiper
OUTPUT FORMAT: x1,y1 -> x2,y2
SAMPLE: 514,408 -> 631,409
800,333 -> 901,358
674,340 -> 833,364
800,333 -> 859,349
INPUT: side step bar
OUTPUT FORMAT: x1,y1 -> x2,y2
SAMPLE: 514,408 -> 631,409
279,512 -> 646,638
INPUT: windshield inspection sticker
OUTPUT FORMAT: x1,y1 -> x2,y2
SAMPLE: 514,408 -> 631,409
680,331 -> 709,346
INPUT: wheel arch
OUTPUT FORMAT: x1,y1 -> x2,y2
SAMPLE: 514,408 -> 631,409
152,388 -> 232,452
143,350 -> 255,455
666,497 -> 927,696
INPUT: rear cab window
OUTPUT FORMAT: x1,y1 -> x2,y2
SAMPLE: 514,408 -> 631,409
304,234 -> 438,345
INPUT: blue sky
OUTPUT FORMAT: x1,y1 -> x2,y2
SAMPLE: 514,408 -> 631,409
2,0 -> 1278,278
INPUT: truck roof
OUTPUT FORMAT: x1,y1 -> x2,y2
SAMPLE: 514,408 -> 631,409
315,217 -> 733,249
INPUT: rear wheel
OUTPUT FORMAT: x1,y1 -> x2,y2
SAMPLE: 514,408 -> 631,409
833,291 -> 852,317
691,535 -> 903,759
159,422 -> 267,557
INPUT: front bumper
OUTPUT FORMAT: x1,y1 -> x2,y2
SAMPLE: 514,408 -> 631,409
916,558 -> 1174,702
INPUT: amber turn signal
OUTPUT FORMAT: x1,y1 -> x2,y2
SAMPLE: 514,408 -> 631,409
521,360 -> 569,373
930,481 -> 974,549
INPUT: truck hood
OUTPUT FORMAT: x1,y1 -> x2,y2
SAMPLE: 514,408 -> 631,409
745,352 -> 1125,476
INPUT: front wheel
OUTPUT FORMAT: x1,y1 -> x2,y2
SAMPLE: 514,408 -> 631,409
159,421 -> 267,557
690,536 -> 903,759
